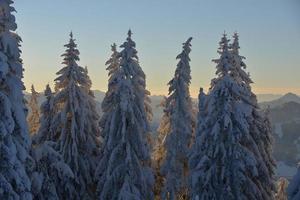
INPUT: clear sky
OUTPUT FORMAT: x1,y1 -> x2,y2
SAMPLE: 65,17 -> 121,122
14,0 -> 300,97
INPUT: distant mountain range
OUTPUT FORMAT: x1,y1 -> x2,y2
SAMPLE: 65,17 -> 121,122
25,91 -> 300,179
260,93 -> 300,179
259,93 -> 300,108
256,94 -> 283,103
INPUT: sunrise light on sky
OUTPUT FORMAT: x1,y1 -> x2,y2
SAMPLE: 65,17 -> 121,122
14,0 -> 300,97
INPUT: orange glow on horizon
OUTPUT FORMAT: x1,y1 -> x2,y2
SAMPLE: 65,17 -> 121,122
24,83 -> 300,98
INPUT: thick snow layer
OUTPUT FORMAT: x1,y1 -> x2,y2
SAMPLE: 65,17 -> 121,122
189,33 -> 275,200
0,1 -> 32,199
96,31 -> 153,200
160,37 -> 194,199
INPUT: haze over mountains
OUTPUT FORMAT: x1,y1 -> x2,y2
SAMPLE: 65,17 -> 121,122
260,93 -> 300,108
263,93 -> 300,178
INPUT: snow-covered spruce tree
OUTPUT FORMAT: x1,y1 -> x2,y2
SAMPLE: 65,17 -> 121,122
99,43 -> 120,134
32,84 -> 55,145
82,66 -> 101,142
230,32 -> 276,195
96,34 -> 154,200
53,32 -> 100,199
152,96 -> 169,199
31,84 -> 77,199
117,30 -> 152,131
0,1 -> 33,199
27,84 -> 40,135
189,33 -> 274,200
160,37 -> 194,200
229,32 -> 253,90
31,141 -> 76,200
194,87 -> 207,138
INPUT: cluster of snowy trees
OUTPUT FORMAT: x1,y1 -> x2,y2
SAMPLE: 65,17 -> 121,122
1,1 -> 300,200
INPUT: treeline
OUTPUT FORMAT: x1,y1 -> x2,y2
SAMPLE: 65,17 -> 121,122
1,1 -> 300,200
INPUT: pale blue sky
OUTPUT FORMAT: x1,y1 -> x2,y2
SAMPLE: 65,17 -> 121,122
14,0 -> 300,96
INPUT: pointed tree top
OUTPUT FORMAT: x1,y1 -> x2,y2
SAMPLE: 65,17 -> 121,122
233,31 -> 238,36
186,37 -> 193,44
111,43 -> 117,51
198,87 -> 206,110
183,37 -> 193,47
31,84 -> 36,93
220,32 -> 229,50
231,31 -> 241,55
199,87 -> 204,94
220,31 -> 229,45
128,29 -> 132,38
31,84 -> 39,97
70,31 -> 73,39
44,84 -> 52,96
178,37 -> 193,58
233,32 -> 239,42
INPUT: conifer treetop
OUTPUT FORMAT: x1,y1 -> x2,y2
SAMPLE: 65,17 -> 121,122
30,84 -> 39,98
44,84 -> 52,97
52,33 -> 100,199
128,29 -> 132,38
119,29 -> 138,68
61,31 -> 80,66
189,33 -> 275,200
168,37 -> 193,95
230,32 -> 253,86
231,32 -> 240,55
55,32 -> 88,91
105,43 -> 119,75
161,37 -> 194,200
96,58 -> 154,200
28,84 -> 40,126
118,29 -> 152,131
212,33 -> 231,76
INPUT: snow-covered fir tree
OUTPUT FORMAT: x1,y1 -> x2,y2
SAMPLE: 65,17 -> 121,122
152,96 -> 170,199
117,30 -> 152,131
196,87 -> 207,137
96,32 -> 154,200
27,84 -> 40,135
52,32 -> 101,199
32,84 -> 55,145
0,0 -> 32,199
156,96 -> 171,144
288,164 -> 300,200
31,141 -> 76,200
229,32 -> 253,89
31,84 -> 77,199
189,33 -> 275,200
82,66 -> 101,142
160,37 -> 194,200
104,43 -> 119,84
231,32 -> 276,196
99,43 -> 120,133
